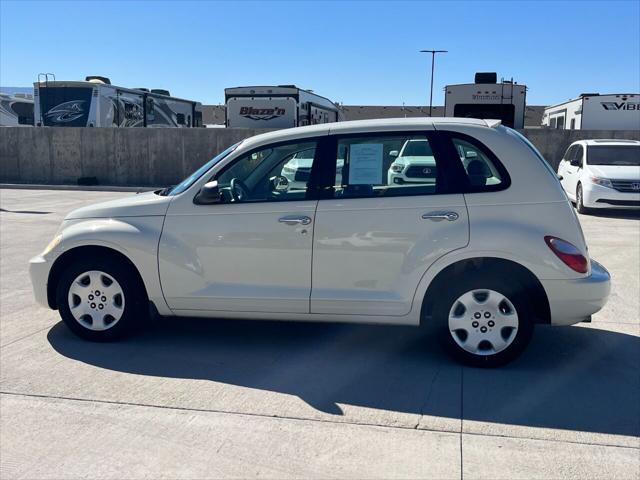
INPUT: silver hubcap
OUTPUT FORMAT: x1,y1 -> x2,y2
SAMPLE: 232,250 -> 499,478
448,289 -> 518,356
67,270 -> 125,331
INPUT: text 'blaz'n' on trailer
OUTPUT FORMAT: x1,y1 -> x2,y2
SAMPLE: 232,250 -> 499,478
224,85 -> 344,129
33,74 -> 203,128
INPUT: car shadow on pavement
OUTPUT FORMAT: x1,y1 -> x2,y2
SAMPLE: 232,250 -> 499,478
580,209 -> 640,220
47,317 -> 639,438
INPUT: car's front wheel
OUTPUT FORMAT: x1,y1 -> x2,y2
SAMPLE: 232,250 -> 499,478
434,274 -> 534,367
576,183 -> 590,215
56,256 -> 147,341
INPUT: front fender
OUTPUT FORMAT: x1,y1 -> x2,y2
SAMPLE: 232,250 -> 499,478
58,216 -> 172,315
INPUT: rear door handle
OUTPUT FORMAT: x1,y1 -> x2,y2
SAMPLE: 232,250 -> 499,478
278,215 -> 312,226
421,211 -> 459,222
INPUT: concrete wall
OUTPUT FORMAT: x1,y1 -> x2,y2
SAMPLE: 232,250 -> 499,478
1,127 -> 639,186
0,127 -> 267,186
520,129 -> 640,170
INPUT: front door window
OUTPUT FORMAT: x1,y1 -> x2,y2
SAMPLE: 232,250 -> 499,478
216,141 -> 318,203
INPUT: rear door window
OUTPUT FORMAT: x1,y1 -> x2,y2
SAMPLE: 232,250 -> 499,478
328,133 -> 447,198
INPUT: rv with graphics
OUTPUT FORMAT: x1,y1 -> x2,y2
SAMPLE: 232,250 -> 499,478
0,92 -> 34,126
445,73 -> 527,129
542,93 -> 640,130
225,85 -> 343,128
34,76 -> 202,128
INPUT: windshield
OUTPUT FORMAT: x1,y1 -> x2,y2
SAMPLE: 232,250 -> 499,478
401,140 -> 433,157
587,145 -> 640,166
166,143 -> 240,196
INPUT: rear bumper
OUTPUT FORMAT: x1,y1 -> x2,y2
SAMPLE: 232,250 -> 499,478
541,260 -> 611,326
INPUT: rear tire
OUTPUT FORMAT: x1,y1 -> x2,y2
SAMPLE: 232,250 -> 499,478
433,272 -> 534,367
56,256 -> 147,341
576,183 -> 590,215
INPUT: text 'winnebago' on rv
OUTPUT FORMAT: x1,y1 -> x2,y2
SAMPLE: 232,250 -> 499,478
445,72 -> 527,129
542,93 -> 640,130
225,85 -> 344,128
34,75 -> 202,128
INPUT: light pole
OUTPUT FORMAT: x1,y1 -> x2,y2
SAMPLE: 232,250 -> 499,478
420,49 -> 447,117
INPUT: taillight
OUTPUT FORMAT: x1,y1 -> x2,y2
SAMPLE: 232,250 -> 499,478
544,236 -> 589,274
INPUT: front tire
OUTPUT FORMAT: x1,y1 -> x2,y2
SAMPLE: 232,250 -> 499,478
576,183 -> 590,215
56,256 -> 147,341
433,273 -> 534,367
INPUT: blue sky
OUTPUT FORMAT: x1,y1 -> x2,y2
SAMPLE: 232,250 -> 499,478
1,0 -> 639,106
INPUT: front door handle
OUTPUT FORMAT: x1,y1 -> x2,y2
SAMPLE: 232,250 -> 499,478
278,215 -> 312,226
421,211 -> 459,222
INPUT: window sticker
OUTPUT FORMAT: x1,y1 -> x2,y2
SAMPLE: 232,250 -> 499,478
349,143 -> 383,184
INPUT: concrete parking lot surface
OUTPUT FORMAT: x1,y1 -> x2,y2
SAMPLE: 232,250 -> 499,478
1,188 -> 638,479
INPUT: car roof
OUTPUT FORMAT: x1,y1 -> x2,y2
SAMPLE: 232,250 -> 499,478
239,117 -> 497,151
574,139 -> 640,146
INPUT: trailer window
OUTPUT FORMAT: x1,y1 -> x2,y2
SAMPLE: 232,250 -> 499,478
176,113 -> 185,125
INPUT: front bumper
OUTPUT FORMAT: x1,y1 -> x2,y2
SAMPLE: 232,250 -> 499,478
29,254 -> 53,308
540,260 -> 611,326
583,183 -> 640,209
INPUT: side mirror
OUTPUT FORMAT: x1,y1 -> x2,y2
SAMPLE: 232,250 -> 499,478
194,180 -> 221,205
270,175 -> 289,192
389,150 -> 399,157
557,174 -> 564,181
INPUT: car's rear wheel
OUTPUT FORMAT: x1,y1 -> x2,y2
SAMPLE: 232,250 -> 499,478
576,183 -> 590,215
56,257 -> 147,341
434,273 -> 534,367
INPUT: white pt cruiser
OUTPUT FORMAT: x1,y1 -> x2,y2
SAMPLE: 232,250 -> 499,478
30,118 -> 611,367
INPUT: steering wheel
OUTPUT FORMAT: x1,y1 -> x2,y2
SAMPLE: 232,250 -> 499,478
230,178 -> 250,202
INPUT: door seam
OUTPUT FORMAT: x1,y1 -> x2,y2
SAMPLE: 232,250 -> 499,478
308,200 -> 320,313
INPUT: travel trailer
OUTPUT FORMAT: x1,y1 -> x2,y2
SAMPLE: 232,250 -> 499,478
34,75 -> 202,128
0,92 -> 34,126
542,93 -> 640,130
225,85 -> 343,128
445,73 -> 527,129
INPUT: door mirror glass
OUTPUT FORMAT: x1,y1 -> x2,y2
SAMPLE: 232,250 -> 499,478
194,181 -> 221,205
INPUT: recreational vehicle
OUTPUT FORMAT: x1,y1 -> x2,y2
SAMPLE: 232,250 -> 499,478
34,76 -> 202,128
225,85 -> 343,128
0,92 -> 34,126
542,93 -> 640,130
445,73 -> 527,129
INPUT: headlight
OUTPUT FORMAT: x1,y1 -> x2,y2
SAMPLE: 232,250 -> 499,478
42,234 -> 62,255
391,164 -> 404,173
590,176 -> 612,188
